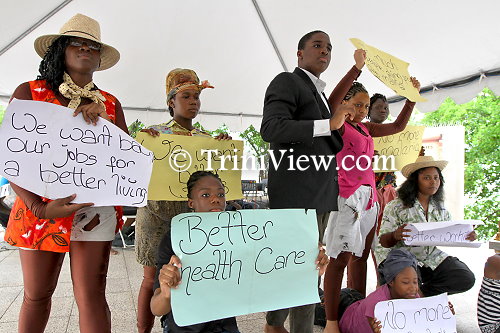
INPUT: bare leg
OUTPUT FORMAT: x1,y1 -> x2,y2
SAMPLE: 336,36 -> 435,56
18,249 -> 65,333
346,226 -> 376,296
323,252 -> 351,333
137,265 -> 156,333
70,240 -> 112,333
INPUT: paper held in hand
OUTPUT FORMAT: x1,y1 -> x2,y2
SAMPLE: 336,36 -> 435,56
404,220 -> 483,247
350,38 -> 426,102
374,293 -> 456,333
0,99 -> 153,207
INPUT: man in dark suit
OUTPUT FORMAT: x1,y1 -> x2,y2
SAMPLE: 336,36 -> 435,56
260,31 -> 356,333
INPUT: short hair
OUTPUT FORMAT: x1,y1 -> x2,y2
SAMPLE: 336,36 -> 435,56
368,93 -> 387,119
187,171 -> 223,199
343,82 -> 368,101
397,167 -> 445,209
298,30 -> 327,50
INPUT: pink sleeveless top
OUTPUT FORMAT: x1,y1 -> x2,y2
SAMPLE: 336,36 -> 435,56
336,122 -> 377,209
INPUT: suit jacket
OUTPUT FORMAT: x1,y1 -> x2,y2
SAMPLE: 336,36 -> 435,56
260,67 -> 343,213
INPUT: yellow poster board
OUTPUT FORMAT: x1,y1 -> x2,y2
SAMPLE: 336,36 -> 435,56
373,125 -> 425,172
350,38 -> 426,102
136,133 -> 244,201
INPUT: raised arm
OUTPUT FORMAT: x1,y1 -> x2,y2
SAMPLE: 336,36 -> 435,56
328,49 -> 365,114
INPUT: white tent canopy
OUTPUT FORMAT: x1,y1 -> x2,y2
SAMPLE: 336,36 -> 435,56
1,0 -> 500,131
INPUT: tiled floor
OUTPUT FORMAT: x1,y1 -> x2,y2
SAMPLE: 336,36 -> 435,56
0,238 -> 490,332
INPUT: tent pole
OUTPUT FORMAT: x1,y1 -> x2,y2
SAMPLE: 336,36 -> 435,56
0,0 -> 73,57
251,0 -> 288,72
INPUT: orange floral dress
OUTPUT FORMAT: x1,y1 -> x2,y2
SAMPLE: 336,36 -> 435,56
5,80 -> 123,252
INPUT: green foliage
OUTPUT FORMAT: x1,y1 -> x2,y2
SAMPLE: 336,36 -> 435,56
127,119 -> 145,138
240,125 -> 269,158
193,122 -> 230,136
240,125 -> 269,180
0,105 -> 5,125
421,88 -> 500,239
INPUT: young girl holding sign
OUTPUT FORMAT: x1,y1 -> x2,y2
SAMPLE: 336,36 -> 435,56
150,171 -> 239,333
322,50 -> 421,333
4,14 -> 127,333
135,70 -> 231,332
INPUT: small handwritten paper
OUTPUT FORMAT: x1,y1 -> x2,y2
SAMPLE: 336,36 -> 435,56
373,126 -> 425,172
404,220 -> 482,247
170,209 -> 319,326
0,99 -> 153,207
375,293 -> 456,333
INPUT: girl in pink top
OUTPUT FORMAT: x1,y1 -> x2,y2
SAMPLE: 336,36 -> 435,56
322,61 -> 420,333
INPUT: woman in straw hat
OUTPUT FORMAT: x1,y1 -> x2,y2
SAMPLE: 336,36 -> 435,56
4,13 -> 126,333
374,156 -> 476,299
135,68 -> 231,332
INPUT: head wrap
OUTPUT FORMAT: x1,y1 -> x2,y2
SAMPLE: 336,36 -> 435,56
165,68 -> 213,102
380,249 -> 418,283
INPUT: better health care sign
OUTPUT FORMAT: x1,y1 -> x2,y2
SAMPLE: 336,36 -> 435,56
0,99 -> 153,207
170,209 -> 320,326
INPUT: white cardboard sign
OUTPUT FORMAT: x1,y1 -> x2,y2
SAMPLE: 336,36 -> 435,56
375,293 -> 456,333
0,99 -> 153,207
404,220 -> 482,248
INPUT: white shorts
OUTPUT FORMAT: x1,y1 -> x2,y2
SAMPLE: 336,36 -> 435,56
324,186 -> 378,258
71,206 -> 117,242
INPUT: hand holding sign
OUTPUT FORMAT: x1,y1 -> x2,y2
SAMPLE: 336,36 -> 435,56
44,193 -> 94,219
392,224 -> 412,242
0,99 -> 153,207
170,209 -> 319,326
404,220 -> 482,247
350,38 -> 426,102
354,48 -> 367,70
374,293 -> 456,333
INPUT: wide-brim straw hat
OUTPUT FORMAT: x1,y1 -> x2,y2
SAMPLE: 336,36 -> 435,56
34,13 -> 120,71
401,156 -> 448,178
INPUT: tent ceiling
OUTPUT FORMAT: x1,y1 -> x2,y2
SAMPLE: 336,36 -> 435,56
1,0 -> 499,131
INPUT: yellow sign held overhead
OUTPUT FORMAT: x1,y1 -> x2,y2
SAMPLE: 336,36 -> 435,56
350,38 -> 426,102
136,133 -> 244,201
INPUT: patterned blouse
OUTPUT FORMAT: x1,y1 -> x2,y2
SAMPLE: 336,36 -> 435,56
374,198 -> 451,270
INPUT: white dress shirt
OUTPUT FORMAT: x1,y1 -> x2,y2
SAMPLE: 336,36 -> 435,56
298,67 -> 331,137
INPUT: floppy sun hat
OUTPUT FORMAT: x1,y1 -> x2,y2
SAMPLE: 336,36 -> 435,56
401,155 -> 448,178
34,13 -> 120,71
